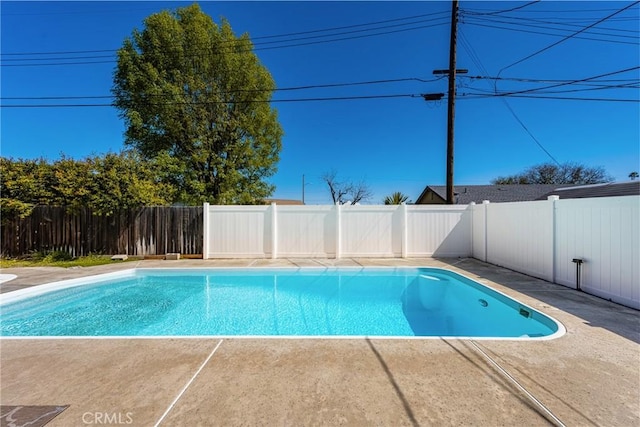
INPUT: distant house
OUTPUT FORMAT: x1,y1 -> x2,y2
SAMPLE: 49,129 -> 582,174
535,181 -> 640,200
415,184 -> 569,205
415,181 -> 640,205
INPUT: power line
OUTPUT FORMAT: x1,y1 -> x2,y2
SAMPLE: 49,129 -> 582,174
258,19 -> 446,46
10,92 -> 635,107
465,14 -> 639,34
462,16 -> 639,40
1,54 -> 114,62
1,59 -> 113,67
461,15 -> 639,43
497,96 -> 560,165
466,75 -> 639,85
4,72 -> 634,100
459,30 -> 561,165
0,93 -> 422,108
466,82 -> 639,95
463,22 -> 639,45
0,77 -> 445,100
0,48 -> 114,57
457,37 -> 639,102
2,5 -> 169,16
250,12 -> 449,41
253,22 -> 448,52
1,11 -> 448,57
482,0 -> 640,165
1,22 -> 449,68
3,88 -> 636,108
9,71 -> 639,101
462,6 -> 638,14
460,93 -> 639,102
463,1 -> 541,16
491,66 -> 640,97
497,1 -> 640,74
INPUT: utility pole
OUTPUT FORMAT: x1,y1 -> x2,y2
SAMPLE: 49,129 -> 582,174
429,1 -> 466,205
445,0 -> 459,205
302,174 -> 306,205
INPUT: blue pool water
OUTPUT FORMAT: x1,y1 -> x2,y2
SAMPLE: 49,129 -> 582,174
0,268 -> 563,338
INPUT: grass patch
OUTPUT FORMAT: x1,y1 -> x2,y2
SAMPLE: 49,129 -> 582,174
0,253 -> 139,268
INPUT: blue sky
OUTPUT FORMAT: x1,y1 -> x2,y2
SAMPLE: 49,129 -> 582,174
1,1 -> 639,204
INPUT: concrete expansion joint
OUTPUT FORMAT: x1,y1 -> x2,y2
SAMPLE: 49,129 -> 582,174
154,339 -> 224,427
449,257 -> 471,267
470,340 -> 566,427
312,258 -> 329,267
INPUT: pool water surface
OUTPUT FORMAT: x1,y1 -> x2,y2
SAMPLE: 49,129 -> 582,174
0,268 -> 564,339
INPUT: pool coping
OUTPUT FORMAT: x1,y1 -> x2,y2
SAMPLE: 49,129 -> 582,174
0,266 -> 566,341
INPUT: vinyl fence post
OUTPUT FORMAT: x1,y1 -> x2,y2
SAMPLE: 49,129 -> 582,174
482,200 -> 490,263
202,202 -> 209,260
401,203 -> 408,258
271,202 -> 278,259
335,202 -> 341,259
469,202 -> 475,258
548,195 -> 560,283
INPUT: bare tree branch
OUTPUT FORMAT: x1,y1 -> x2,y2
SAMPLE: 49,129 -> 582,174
350,181 -> 373,204
321,170 -> 372,204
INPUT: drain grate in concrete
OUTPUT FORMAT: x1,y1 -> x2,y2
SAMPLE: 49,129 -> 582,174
1,405 -> 68,427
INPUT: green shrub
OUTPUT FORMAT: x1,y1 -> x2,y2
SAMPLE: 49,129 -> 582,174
1,198 -> 34,225
29,250 -> 73,262
28,250 -> 49,261
43,250 -> 74,262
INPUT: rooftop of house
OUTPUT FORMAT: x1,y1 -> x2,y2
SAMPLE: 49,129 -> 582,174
535,180 -> 640,200
415,184 -> 569,204
416,181 -> 640,204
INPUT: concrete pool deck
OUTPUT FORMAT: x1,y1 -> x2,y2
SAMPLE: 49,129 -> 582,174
0,258 -> 638,426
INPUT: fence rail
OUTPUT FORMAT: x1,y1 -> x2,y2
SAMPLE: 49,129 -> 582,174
1,206 -> 203,257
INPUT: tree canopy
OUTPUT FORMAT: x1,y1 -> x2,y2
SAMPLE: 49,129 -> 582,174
491,162 -> 613,185
0,153 -> 174,220
112,4 -> 283,205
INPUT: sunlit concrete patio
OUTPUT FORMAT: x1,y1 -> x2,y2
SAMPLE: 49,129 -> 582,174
1,258 -> 638,426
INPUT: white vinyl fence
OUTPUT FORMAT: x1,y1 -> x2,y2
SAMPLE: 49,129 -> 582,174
472,196 -> 640,309
203,195 -> 639,309
203,203 -> 472,259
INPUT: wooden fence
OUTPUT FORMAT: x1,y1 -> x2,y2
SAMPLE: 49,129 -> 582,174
1,206 -> 203,257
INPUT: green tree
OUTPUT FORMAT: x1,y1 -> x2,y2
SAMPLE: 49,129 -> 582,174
0,157 -> 54,205
0,153 -> 175,216
1,157 -> 51,223
491,162 -> 613,185
87,152 -> 176,215
49,155 -> 93,209
383,192 -> 410,205
112,4 -> 283,205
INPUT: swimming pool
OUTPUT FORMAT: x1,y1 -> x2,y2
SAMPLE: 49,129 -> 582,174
0,268 -> 564,339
